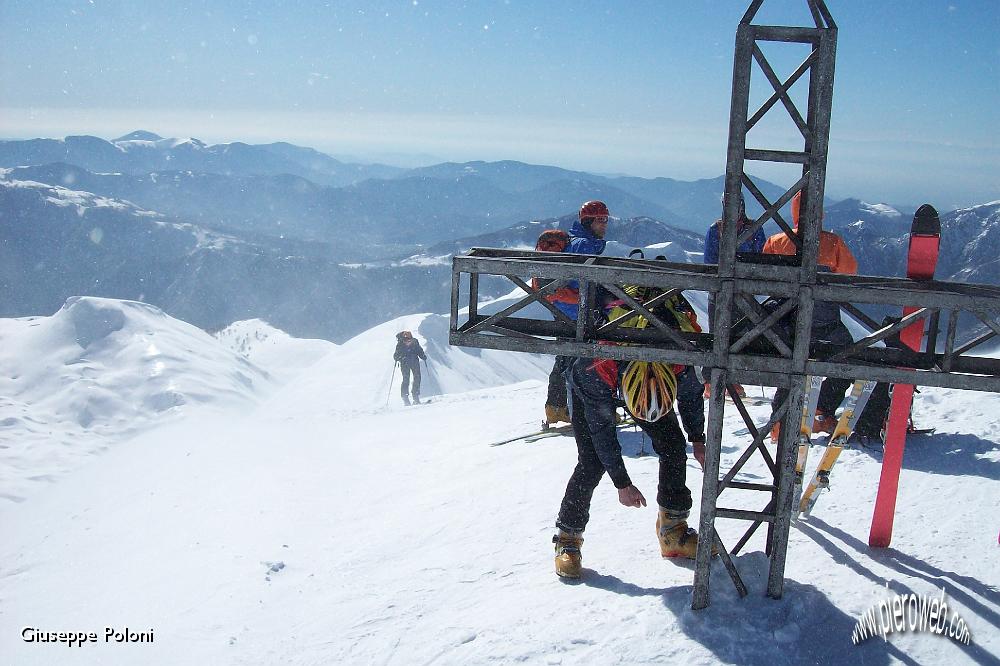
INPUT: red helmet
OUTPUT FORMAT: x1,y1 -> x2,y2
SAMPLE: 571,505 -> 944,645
535,229 -> 570,252
579,200 -> 609,222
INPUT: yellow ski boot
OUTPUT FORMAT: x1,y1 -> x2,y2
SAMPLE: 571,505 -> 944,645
552,530 -> 584,578
656,508 -> 702,559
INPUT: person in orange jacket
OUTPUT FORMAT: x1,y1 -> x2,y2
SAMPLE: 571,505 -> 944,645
765,190 -> 858,439
762,190 -> 857,274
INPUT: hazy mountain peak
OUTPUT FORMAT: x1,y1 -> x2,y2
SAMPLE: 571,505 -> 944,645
113,130 -> 164,142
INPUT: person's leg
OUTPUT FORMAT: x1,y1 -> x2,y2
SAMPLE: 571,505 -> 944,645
547,357 -> 567,407
815,322 -> 854,417
637,413 -> 692,513
411,363 -> 422,400
676,366 -> 706,443
556,390 -> 609,533
400,365 -> 411,399
545,356 -> 570,423
635,411 -> 703,558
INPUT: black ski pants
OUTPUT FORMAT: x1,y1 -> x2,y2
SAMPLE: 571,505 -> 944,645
400,361 -> 421,399
676,366 -> 705,442
546,356 -> 568,409
556,358 -> 691,533
770,320 -> 853,417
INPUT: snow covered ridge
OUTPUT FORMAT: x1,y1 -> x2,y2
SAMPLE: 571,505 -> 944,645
858,201 -> 902,217
0,297 -> 272,503
215,319 -> 337,382
0,176 -> 155,215
0,177 -> 244,251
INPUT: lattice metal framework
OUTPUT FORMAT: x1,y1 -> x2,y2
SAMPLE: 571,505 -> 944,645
447,0 -> 1000,609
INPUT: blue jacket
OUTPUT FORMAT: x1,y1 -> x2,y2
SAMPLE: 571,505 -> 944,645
552,221 -> 607,319
567,220 -> 607,256
703,218 -> 766,264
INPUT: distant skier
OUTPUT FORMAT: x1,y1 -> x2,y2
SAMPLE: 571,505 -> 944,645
764,190 -> 858,440
393,330 -> 427,405
703,191 -> 766,399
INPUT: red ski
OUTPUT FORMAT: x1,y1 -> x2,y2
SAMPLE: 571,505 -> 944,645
869,205 -> 941,548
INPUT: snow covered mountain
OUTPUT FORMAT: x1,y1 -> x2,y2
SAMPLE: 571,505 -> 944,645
0,135 -> 800,242
0,159 -> 688,247
0,293 -> 549,504
838,200 -> 1000,283
0,296 -> 272,503
0,295 -> 996,664
822,197 -> 914,234
215,319 -> 338,383
0,177 -> 458,341
0,132 -> 403,187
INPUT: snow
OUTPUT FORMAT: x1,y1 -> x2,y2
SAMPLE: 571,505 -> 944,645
1,297 -> 998,665
0,297 -> 270,504
859,202 -> 902,218
215,319 -> 337,383
395,254 -> 453,267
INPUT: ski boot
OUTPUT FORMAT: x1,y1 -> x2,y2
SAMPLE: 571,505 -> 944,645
544,404 -> 570,428
812,409 -> 837,435
656,508 -> 708,559
552,530 -> 584,579
402,395 -> 411,406
412,393 -> 421,405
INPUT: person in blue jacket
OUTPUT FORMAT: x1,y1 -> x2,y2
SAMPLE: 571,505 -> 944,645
703,191 -> 766,265
550,200 -> 611,320
703,191 -> 766,398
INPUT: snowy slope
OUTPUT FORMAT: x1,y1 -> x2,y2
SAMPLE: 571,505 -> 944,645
263,309 -> 551,418
0,297 -> 271,503
1,305 -> 998,665
215,319 -> 338,383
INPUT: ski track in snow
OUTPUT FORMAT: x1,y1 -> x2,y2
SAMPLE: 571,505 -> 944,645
0,300 -> 998,665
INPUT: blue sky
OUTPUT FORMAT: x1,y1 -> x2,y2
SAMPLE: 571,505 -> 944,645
0,0 -> 996,208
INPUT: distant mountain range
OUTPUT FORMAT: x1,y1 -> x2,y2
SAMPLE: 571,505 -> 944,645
838,200 -> 1000,285
1,131 -> 996,342
0,131 -> 405,187
0,132 -> 801,252
0,178 -> 452,341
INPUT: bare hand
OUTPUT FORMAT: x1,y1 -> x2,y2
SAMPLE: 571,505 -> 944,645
618,485 -> 647,508
692,441 -> 706,469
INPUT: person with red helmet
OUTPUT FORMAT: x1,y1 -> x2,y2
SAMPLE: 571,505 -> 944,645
549,201 -> 610,320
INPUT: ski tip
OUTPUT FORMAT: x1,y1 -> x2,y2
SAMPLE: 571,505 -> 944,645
912,204 -> 940,236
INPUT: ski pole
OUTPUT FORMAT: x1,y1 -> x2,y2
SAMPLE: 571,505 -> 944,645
385,361 -> 398,407
422,358 -> 433,397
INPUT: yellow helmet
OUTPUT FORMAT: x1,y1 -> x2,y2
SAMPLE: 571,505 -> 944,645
621,361 -> 677,422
